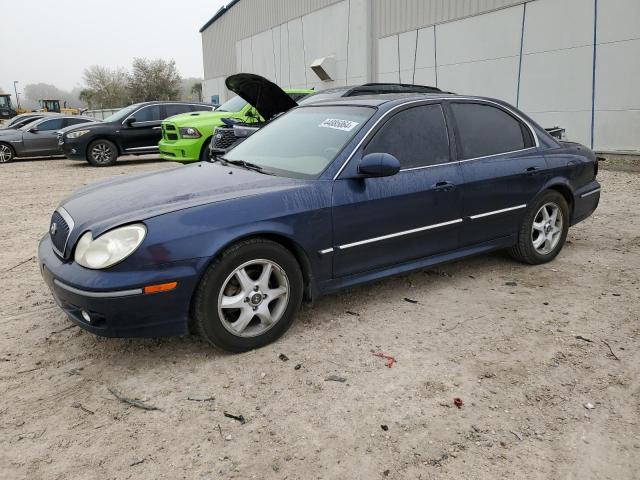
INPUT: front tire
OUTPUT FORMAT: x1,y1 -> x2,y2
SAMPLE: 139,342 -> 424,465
509,190 -> 569,264
199,138 -> 212,162
87,139 -> 118,167
193,239 -> 304,352
0,143 -> 15,163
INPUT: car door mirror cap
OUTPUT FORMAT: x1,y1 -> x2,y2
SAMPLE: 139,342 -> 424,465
29,127 -> 39,133
357,153 -> 401,178
125,117 -> 136,126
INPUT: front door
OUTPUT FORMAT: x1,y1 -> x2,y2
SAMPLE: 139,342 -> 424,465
447,101 -> 549,246
331,103 -> 463,278
120,104 -> 162,151
22,117 -> 66,155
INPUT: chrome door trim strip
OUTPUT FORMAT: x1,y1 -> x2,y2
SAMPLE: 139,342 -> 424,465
469,204 -> 527,220
54,279 -> 143,298
338,219 -> 463,250
580,187 -> 600,198
332,97 -> 540,181
51,207 -> 75,257
319,248 -> 334,255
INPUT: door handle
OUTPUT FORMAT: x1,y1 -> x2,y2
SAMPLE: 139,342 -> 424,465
433,181 -> 456,192
525,166 -> 541,176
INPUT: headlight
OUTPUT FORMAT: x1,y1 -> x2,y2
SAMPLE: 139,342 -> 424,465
66,129 -> 91,139
179,127 -> 201,139
74,224 -> 146,270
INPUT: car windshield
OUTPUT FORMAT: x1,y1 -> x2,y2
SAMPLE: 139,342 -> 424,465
223,105 -> 375,179
217,95 -> 248,113
102,104 -> 142,123
19,118 -> 44,131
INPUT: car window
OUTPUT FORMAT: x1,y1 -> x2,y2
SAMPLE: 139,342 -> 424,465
217,95 -> 248,113
288,92 -> 309,102
190,104 -> 214,112
451,103 -> 531,159
364,104 -> 450,169
64,118 -> 92,127
132,105 -> 161,122
164,104 -> 190,118
35,118 -> 65,131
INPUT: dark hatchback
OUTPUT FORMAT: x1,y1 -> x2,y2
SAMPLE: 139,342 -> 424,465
39,94 -> 600,352
59,101 -> 215,166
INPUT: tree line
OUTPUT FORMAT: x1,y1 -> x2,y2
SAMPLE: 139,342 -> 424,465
17,58 -> 203,110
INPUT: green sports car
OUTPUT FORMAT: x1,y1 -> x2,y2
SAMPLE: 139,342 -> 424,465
159,81 -> 312,162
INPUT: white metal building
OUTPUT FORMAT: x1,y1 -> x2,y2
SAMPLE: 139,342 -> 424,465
201,0 -> 640,153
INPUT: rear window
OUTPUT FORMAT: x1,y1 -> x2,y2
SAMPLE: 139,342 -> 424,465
451,103 -> 532,159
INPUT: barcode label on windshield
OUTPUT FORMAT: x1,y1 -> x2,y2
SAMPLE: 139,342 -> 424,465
319,118 -> 359,132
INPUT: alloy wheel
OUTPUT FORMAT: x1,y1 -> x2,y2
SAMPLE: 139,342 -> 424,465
91,143 -> 113,164
0,144 -> 13,163
531,202 -> 563,255
217,259 -> 290,338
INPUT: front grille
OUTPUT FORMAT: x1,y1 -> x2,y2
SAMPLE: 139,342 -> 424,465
212,126 -> 239,151
164,123 -> 176,131
57,132 -> 64,145
50,210 -> 71,257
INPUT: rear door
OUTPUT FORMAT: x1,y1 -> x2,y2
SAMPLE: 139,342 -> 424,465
448,101 -> 548,246
120,104 -> 162,151
331,102 -> 463,278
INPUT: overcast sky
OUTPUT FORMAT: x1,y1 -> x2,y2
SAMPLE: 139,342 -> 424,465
0,0 -> 227,95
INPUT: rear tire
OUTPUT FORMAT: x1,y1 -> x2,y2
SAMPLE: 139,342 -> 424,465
193,239 -> 303,352
87,139 -> 118,167
509,190 -> 569,265
0,143 -> 15,163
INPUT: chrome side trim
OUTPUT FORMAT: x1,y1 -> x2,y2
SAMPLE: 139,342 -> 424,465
338,219 -> 463,250
469,204 -> 527,220
319,248 -> 334,255
580,188 -> 601,198
54,279 -> 143,298
332,97 -> 540,180
125,146 -> 160,151
51,207 -> 75,257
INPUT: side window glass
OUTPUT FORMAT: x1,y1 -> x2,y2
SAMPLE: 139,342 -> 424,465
164,104 -> 190,118
36,118 -> 65,131
64,118 -> 92,127
451,103 -> 530,159
133,105 -> 161,123
190,105 -> 214,112
364,104 -> 450,169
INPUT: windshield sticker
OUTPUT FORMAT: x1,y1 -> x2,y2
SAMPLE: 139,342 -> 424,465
319,118 -> 360,132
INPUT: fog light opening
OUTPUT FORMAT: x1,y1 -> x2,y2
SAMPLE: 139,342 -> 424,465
81,310 -> 92,323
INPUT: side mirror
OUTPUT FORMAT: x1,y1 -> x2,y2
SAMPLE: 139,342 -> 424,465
358,153 -> 401,178
125,117 -> 136,126
29,127 -> 39,133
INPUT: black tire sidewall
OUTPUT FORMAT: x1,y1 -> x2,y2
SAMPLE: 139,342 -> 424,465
87,139 -> 118,167
199,138 -> 212,162
195,240 -> 303,352
521,191 -> 570,263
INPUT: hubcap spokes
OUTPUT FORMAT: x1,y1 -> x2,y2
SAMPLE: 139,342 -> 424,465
0,145 -> 12,163
532,202 -> 563,255
218,260 -> 289,337
92,144 -> 111,163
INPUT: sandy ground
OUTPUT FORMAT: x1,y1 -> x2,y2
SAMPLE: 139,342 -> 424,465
0,156 -> 638,480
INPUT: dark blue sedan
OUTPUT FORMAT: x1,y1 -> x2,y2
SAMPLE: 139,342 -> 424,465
39,94 -> 601,352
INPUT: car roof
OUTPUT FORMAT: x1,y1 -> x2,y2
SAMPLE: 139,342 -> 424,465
134,100 -> 214,107
299,92 -> 459,107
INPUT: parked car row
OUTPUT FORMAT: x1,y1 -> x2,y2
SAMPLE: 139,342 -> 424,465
38,81 -> 601,351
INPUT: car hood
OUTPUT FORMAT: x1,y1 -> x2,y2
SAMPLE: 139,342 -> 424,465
0,129 -> 21,139
226,73 -> 297,121
60,162 -> 303,237
163,110 -> 239,127
60,121 -> 102,134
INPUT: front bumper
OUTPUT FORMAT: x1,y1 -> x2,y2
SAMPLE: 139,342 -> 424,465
38,235 -> 206,338
159,138 -> 203,162
60,140 -> 88,161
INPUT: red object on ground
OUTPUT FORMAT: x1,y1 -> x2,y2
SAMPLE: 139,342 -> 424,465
453,397 -> 463,409
373,352 -> 397,368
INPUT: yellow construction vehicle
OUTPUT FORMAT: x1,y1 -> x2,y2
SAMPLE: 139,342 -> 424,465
38,99 -> 83,115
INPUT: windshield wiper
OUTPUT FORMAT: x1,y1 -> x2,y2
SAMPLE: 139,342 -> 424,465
224,159 -> 273,175
208,154 -> 227,165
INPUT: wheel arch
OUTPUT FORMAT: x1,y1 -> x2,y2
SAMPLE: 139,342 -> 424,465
543,181 -> 575,218
189,230 -> 315,329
